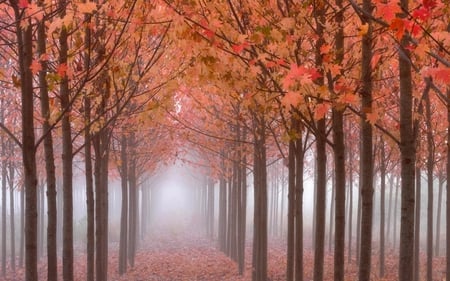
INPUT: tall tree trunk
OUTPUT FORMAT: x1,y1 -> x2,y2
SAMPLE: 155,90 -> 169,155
9,161 -> 15,272
328,176 -> 335,253
446,88 -> 450,281
415,141 -> 423,281
85,96 -> 95,281
128,133 -> 137,268
238,152 -> 247,275
358,0 -> 374,279
347,136 -> 354,264
252,114 -> 267,281
218,158 -> 227,252
313,1 -> 327,279
398,0 -> 416,278
333,110 -> 345,281
1,134 -> 6,277
19,184 -> 24,268
295,126 -> 304,281
379,139 -> 386,278
424,78 -> 433,281
387,175 -> 394,249
393,176 -> 399,250
332,0 -> 345,277
94,127 -> 110,281
435,176 -> 443,256
37,15 -> 58,280
59,2 -> 74,276
286,136 -> 296,281
119,135 -> 128,275
13,4 -> 39,279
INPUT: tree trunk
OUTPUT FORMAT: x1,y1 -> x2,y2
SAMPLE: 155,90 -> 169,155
37,16 -> 58,280
347,136 -> 354,264
387,175 -> 394,249
329,175 -> 335,253
9,161 -> 15,272
358,0 -> 374,279
332,0 -> 345,277
313,1 -> 326,279
393,176 -> 399,250
128,133 -> 137,268
398,0 -> 416,278
286,137 -> 296,281
59,5 -> 74,277
435,176 -> 443,256
252,114 -> 267,281
119,135 -> 128,275
415,142 -> 423,281
446,88 -> 450,281
333,110 -> 345,281
218,158 -> 227,252
379,139 -> 386,278
85,96 -> 95,281
424,78 -> 433,281
2,135 -> 6,277
295,126 -> 304,281
14,5 -> 39,279
94,127 -> 110,281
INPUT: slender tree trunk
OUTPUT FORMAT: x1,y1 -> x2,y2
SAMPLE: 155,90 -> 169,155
286,137 -> 296,281
333,110 -> 345,281
328,176 -> 335,253
435,176 -> 443,256
332,1 -> 345,277
387,175 -> 394,249
414,167 -> 422,281
423,78 -> 434,281
295,126 -> 304,281
13,4 -> 38,279
9,162 -> 15,272
347,135 -> 354,264
85,96 -> 95,281
119,135 -> 128,275
218,157 -> 227,252
398,0 -> 416,278
313,1 -> 327,279
393,176 -> 399,250
19,184 -> 24,268
238,152 -> 247,275
37,15 -> 58,280
379,139 -> 386,278
446,88 -> 450,281
128,133 -> 137,268
59,5 -> 74,277
1,136 -> 6,277
358,0 -> 374,279
252,114 -> 267,281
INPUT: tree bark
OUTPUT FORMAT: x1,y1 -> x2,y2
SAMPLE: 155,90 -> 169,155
424,78 -> 434,281
286,137 -> 296,281
37,15 -> 58,281
119,135 -> 128,275
8,161 -> 15,272
14,4 -> 39,279
398,0 -> 416,278
252,114 -> 267,281
295,126 -> 304,281
358,0 -> 374,279
59,4 -> 74,277
435,176 -> 443,256
379,139 -> 386,278
312,1 -> 327,280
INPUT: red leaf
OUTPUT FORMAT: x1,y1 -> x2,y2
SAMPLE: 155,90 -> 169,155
412,7 -> 431,21
18,0 -> 28,8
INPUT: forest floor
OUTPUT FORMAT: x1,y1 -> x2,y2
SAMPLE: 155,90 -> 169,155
2,226 -> 447,280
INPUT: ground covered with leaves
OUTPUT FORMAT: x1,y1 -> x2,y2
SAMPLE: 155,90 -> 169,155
3,229 -> 447,280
